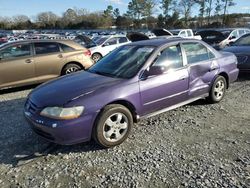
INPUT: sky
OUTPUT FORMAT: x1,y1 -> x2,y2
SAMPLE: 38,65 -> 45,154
0,0 -> 250,19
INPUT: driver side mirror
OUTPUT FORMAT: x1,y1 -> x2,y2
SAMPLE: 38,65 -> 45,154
142,66 -> 166,79
229,36 -> 236,40
102,42 -> 110,47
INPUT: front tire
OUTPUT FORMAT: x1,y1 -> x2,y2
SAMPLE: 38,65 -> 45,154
93,104 -> 133,148
208,76 -> 227,103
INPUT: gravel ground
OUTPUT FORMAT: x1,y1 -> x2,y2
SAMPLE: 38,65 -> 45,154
0,75 -> 249,188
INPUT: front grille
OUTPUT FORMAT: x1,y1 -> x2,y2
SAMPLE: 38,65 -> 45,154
25,99 -> 40,114
32,127 -> 55,141
236,55 -> 248,64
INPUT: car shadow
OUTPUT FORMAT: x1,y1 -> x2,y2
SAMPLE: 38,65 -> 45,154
238,72 -> 250,81
0,98 -> 104,167
0,84 -> 39,95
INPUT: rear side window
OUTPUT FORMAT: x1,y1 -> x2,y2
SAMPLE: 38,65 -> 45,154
60,43 -> 75,52
182,42 -> 214,64
34,42 -> 60,55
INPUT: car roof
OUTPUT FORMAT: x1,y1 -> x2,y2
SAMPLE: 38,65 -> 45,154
126,38 -> 193,47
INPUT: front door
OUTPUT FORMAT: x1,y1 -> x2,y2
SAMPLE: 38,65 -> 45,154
139,44 -> 189,116
0,42 -> 35,88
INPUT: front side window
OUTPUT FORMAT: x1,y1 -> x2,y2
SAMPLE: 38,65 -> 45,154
104,38 -> 118,46
239,30 -> 245,36
179,31 -> 186,37
234,34 -> 250,46
153,45 -> 183,70
0,43 -> 31,60
88,45 -> 155,78
118,37 -> 128,43
182,42 -> 214,64
35,42 -> 60,55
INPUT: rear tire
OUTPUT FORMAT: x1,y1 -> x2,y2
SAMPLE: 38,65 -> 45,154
92,53 -> 102,63
62,63 -> 82,75
93,104 -> 133,148
207,76 -> 227,103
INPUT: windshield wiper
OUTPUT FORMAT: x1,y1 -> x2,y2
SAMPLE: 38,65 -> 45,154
89,70 -> 117,78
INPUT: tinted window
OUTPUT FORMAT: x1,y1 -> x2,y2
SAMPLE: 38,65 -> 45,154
88,45 -> 155,78
230,30 -> 238,38
60,43 -> 75,52
239,30 -> 245,36
182,43 -> 213,64
179,31 -> 186,37
234,34 -> 250,46
153,45 -> 183,69
187,30 -> 192,37
35,42 -> 60,55
104,38 -> 117,46
0,43 -> 31,60
118,37 -> 128,43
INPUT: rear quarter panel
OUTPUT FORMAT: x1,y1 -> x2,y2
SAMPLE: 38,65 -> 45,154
218,51 -> 239,83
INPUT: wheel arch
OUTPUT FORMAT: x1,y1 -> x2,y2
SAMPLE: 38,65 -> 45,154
218,72 -> 229,89
61,61 -> 85,75
98,100 -> 138,123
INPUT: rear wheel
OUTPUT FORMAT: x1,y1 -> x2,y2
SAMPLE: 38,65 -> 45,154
62,63 -> 82,75
93,104 -> 133,148
207,76 -> 227,103
92,53 -> 102,63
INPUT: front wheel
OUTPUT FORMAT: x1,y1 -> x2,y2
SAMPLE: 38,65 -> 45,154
93,104 -> 133,148
207,76 -> 227,103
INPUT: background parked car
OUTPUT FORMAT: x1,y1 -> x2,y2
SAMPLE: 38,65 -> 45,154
217,28 -> 250,49
0,40 -> 93,90
223,33 -> 250,72
89,35 -> 130,62
196,30 -> 226,50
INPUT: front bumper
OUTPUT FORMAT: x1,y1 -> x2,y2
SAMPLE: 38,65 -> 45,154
24,111 -> 96,145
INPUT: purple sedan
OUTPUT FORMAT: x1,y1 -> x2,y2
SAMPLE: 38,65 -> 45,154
24,38 -> 239,148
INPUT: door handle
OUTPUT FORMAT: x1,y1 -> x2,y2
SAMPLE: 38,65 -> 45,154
25,59 -> 33,63
179,76 -> 187,80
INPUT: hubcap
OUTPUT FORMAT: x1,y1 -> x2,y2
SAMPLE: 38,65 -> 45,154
214,80 -> 225,100
103,113 -> 129,142
65,67 -> 79,74
93,54 -> 101,62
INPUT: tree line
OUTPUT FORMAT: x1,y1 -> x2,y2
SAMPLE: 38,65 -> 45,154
0,0 -> 249,30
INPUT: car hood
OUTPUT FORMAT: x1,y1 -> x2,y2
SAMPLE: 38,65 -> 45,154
223,46 -> 250,54
29,71 -> 124,107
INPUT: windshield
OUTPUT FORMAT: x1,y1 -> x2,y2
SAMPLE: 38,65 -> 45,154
95,37 -> 109,45
88,45 -> 155,79
234,34 -> 250,46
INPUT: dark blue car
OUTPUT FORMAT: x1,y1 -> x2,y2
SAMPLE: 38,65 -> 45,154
24,38 -> 239,148
223,33 -> 250,72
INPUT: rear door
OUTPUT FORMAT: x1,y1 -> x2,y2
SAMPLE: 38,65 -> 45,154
33,42 -> 63,82
139,44 -> 189,115
0,42 -> 35,88
181,42 -> 219,98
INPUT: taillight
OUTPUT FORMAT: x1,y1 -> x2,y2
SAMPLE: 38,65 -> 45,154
83,50 -> 91,56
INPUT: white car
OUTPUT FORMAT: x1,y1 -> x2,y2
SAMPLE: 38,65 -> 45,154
89,35 -> 130,62
170,29 -> 202,40
218,28 -> 250,49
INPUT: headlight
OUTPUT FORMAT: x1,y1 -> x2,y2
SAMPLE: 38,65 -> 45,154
40,106 -> 84,120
